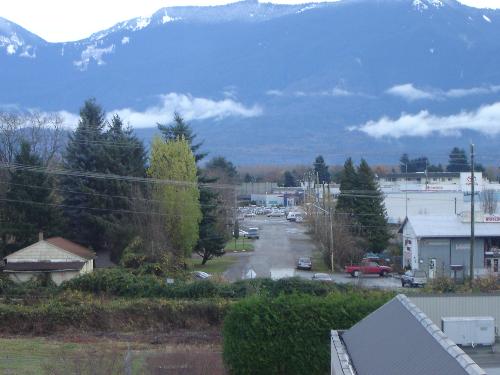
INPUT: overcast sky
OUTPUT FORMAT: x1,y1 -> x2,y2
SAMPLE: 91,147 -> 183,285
1,0 -> 499,42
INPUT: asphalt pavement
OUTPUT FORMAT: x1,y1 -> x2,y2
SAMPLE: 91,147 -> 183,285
223,215 -> 402,290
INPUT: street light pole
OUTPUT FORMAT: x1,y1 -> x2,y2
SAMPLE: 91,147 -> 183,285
400,162 -> 408,219
470,143 -> 475,287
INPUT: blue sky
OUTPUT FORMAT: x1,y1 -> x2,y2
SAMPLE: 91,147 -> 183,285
1,0 -> 499,42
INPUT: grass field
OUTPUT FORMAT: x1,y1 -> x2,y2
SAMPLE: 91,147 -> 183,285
0,336 -> 225,375
224,238 -> 255,252
187,255 -> 239,274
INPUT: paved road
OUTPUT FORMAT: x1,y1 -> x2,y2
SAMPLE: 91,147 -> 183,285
224,216 -> 313,281
224,215 -> 402,290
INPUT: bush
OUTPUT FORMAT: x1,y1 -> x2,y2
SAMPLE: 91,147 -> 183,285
0,292 -> 230,334
62,269 -> 349,299
223,291 -> 392,375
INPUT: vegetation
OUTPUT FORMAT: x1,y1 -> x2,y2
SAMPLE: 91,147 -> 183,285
148,137 -> 201,259
313,155 -> 331,183
224,238 -> 254,252
337,158 -> 390,252
223,291 -> 392,375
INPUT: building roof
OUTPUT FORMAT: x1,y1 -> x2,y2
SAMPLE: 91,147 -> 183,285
45,237 -> 95,260
339,295 -> 485,375
400,215 -> 500,238
382,172 -> 461,179
3,261 -> 85,272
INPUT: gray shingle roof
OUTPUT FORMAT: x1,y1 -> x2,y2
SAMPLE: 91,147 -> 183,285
341,295 -> 485,375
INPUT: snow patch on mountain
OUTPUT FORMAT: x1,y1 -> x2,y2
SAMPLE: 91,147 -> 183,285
0,31 -> 35,58
162,10 -> 179,24
297,5 -> 318,14
413,0 -> 444,11
74,44 -> 115,70
132,17 -> 151,31
121,36 -> 130,45
483,15 -> 492,23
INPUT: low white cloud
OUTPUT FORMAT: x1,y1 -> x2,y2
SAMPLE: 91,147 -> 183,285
386,84 -> 436,101
387,83 -> 500,101
267,87 -> 354,98
352,102 -> 500,138
57,93 -> 262,129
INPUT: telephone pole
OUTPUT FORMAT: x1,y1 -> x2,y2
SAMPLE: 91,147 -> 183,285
469,143 -> 475,287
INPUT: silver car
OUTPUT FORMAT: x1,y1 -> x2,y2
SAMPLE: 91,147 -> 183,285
312,273 -> 332,282
296,257 -> 312,270
401,270 -> 427,287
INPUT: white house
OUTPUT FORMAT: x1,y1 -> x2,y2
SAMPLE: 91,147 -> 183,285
2,235 -> 96,286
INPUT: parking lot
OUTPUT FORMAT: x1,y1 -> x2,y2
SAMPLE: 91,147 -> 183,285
224,213 -> 402,290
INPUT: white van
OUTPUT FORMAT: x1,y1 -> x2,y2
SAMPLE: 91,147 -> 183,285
287,212 -> 299,221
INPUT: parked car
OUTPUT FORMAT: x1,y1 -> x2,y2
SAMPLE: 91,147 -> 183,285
245,227 -> 259,239
267,210 -> 284,217
192,271 -> 212,280
296,257 -> 312,270
401,270 -> 427,287
345,260 -> 392,277
239,230 -> 248,237
287,212 -> 300,221
312,273 -> 332,282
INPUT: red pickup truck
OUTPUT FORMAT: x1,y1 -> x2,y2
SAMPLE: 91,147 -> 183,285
345,260 -> 392,277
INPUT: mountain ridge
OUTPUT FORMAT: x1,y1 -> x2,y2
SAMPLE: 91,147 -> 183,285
1,0 -> 500,164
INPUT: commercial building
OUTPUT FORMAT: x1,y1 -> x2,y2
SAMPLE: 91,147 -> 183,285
399,214 -> 500,277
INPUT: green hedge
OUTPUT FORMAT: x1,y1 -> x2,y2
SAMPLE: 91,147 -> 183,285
223,291 -> 392,375
61,269 -> 348,299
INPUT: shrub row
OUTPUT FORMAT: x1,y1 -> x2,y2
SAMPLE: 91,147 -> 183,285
61,268 -> 350,299
223,291 -> 392,375
0,292 -> 230,334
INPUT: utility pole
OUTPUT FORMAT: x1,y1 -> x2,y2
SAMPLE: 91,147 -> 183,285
470,143 -> 475,287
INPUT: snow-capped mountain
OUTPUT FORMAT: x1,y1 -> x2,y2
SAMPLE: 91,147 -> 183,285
1,0 -> 500,164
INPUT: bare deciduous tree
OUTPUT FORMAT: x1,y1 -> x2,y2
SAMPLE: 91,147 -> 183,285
0,110 -> 64,165
482,189 -> 498,215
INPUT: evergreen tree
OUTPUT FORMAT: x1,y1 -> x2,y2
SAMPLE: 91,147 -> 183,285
399,154 -> 410,172
355,159 -> 390,252
62,99 -> 147,258
283,170 -> 296,187
205,156 -> 238,182
148,137 -> 201,258
99,115 -> 147,259
4,141 -> 61,250
158,112 -> 207,162
336,158 -> 358,213
243,173 -> 253,183
313,155 -> 331,183
447,147 -> 469,172
61,99 -> 108,250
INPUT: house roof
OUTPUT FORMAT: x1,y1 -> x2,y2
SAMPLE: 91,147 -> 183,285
399,215 -> 500,238
3,261 -> 85,272
340,295 -> 485,375
45,237 -> 95,260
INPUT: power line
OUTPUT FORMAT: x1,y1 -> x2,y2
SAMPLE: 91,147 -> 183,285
0,162 -> 238,190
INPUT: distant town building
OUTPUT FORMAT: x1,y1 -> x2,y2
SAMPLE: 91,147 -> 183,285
2,234 -> 95,286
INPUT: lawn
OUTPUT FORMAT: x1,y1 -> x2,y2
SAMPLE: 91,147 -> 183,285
0,337 -> 146,374
187,255 -> 239,274
224,238 -> 255,252
0,337 -> 224,374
